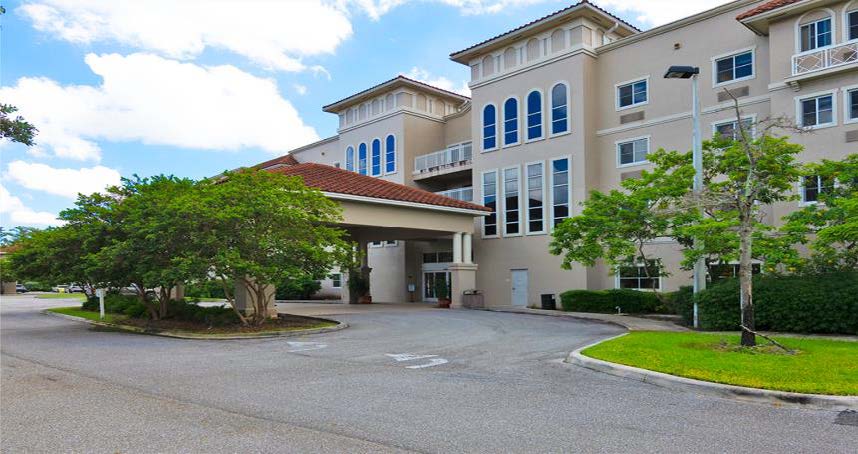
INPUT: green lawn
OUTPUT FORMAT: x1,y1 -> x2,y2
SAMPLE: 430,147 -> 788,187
48,306 -> 125,323
184,297 -> 226,303
36,293 -> 87,301
582,331 -> 858,395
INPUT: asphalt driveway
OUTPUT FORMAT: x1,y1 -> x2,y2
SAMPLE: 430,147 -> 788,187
1,294 -> 855,453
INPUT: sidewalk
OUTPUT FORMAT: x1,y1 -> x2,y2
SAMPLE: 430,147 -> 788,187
488,307 -> 688,332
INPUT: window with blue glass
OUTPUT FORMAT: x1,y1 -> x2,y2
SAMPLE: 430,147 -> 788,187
483,104 -> 497,151
617,79 -> 647,109
503,98 -> 518,145
482,171 -> 498,236
385,134 -> 396,173
800,17 -> 832,52
526,91 -> 542,140
551,83 -> 568,134
715,50 -> 753,84
850,10 -> 858,40
551,157 -> 570,227
371,139 -> 381,176
358,143 -> 367,175
345,146 -> 355,172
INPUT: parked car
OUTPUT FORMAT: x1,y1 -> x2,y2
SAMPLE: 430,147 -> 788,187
52,284 -> 69,293
52,284 -> 85,293
15,284 -> 28,293
68,284 -> 85,293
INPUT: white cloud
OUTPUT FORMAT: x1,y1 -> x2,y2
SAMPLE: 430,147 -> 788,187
0,184 -> 63,227
0,53 -> 320,161
294,84 -> 309,95
591,1 -> 733,27
18,0 -> 353,73
345,0 -> 544,19
402,67 -> 471,97
5,161 -> 122,199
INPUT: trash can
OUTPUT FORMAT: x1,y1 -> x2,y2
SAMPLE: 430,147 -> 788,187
540,293 -> 556,310
462,289 -> 484,309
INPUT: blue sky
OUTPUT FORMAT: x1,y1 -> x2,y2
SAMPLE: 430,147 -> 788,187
1,0 -> 731,228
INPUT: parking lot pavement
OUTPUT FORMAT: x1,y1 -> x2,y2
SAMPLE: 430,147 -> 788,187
2,294 -> 856,453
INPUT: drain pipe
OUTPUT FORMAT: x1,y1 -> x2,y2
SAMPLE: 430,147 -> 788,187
604,22 -> 620,45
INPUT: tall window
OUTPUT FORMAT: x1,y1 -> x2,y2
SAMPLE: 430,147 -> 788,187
526,162 -> 544,234
715,50 -> 753,84
358,143 -> 368,175
345,146 -> 355,172
503,167 -> 520,235
802,175 -> 834,204
800,94 -> 834,127
848,89 -> 858,122
330,273 -> 342,288
371,139 -> 381,176
483,104 -> 497,151
617,137 -> 649,167
617,79 -> 647,109
850,10 -> 858,41
482,171 -> 498,237
385,134 -> 396,173
526,91 -> 543,140
714,118 -> 754,140
799,17 -> 832,52
551,158 -> 569,227
503,98 -> 519,145
617,261 -> 661,290
551,83 -> 568,134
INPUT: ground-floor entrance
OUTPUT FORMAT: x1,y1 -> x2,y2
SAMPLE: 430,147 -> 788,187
511,269 -> 528,307
422,271 -> 451,302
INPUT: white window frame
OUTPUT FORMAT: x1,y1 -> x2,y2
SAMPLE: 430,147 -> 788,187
615,76 -> 649,111
549,155 -> 572,231
548,81 -> 571,138
330,273 -> 342,288
524,160 -> 547,236
358,142 -> 368,175
525,88 -> 545,143
711,115 -> 757,139
480,169 -> 499,239
384,134 -> 397,175
614,261 -> 662,291
795,12 -> 836,54
368,241 -> 384,248
711,46 -> 756,88
501,165 -> 522,237
501,95 -> 521,148
799,174 -> 836,206
616,135 -> 651,168
345,145 -> 355,172
845,3 -> 858,41
795,89 -> 838,130
482,103 -> 498,153
370,137 -> 383,177
844,84 -> 858,125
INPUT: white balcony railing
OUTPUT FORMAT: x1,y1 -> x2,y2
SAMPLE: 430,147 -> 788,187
435,187 -> 473,202
414,142 -> 473,174
792,39 -> 858,76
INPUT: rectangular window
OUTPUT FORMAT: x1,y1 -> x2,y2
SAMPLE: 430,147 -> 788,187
526,162 -> 544,234
715,50 -> 753,84
802,175 -> 834,203
850,11 -> 858,41
551,158 -> 570,228
617,261 -> 661,290
385,240 -> 397,246
437,251 -> 454,263
617,79 -> 647,109
849,89 -> 858,122
617,137 -> 649,167
714,118 -> 754,140
800,18 -> 832,52
371,140 -> 382,176
369,241 -> 383,247
330,273 -> 342,288
800,94 -> 834,127
482,171 -> 498,237
503,167 -> 520,236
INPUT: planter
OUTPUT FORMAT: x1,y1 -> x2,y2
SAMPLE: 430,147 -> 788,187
358,295 -> 373,304
437,298 -> 451,309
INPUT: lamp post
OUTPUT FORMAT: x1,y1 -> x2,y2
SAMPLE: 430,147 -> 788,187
664,65 -> 705,329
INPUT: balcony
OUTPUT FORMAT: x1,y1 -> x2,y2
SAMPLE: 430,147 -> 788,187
435,187 -> 473,202
413,142 -> 472,180
791,40 -> 858,81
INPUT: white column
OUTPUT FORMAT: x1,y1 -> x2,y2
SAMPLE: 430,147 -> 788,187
462,233 -> 473,264
453,232 -> 463,263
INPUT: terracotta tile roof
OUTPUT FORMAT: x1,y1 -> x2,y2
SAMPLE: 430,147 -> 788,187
269,163 -> 491,212
736,0 -> 802,20
254,154 -> 299,170
322,75 -> 469,112
450,0 -> 640,60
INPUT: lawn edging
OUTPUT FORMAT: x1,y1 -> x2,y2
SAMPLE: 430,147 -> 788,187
43,308 -> 348,340
565,333 -> 858,411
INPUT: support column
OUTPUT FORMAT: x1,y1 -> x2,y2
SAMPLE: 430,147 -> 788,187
234,278 -> 277,318
462,233 -> 472,264
452,232 -> 463,263
170,283 -> 185,302
448,263 -> 478,309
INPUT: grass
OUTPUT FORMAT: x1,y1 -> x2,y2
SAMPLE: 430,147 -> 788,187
48,306 -> 125,323
582,331 -> 858,396
36,293 -> 87,301
184,297 -> 226,303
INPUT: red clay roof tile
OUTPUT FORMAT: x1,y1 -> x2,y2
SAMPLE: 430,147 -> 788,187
736,0 -> 802,20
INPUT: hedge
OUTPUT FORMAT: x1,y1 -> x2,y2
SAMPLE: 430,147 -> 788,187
82,294 -> 239,325
559,289 -> 670,314
676,272 -> 858,335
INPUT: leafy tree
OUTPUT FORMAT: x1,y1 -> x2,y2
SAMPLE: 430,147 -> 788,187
0,104 -> 38,146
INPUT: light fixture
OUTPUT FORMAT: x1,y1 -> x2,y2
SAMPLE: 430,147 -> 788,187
663,65 -> 700,79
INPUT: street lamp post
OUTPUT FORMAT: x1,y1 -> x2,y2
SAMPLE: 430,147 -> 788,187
664,65 -> 705,329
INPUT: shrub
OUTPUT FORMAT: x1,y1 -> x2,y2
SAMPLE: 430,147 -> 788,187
670,286 -> 694,324
276,276 -> 322,300
559,289 -> 665,314
166,300 -> 238,326
82,294 -> 148,316
184,280 -> 226,299
677,272 -> 858,334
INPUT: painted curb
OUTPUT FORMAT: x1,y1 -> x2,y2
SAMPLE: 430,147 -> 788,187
564,333 -> 858,411
43,309 -> 348,340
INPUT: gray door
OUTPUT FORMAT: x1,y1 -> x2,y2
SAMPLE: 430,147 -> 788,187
511,269 -> 528,307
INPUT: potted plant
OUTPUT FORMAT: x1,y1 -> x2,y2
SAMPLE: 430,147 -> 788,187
348,273 -> 371,304
434,278 -> 451,308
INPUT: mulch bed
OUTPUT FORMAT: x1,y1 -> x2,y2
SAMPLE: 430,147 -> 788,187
117,314 -> 336,334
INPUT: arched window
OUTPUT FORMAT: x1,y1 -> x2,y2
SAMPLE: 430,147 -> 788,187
798,10 -> 833,52
503,97 -> 519,145
482,104 -> 497,151
551,83 -> 569,135
503,47 -> 517,70
481,55 -> 495,77
358,143 -> 367,175
526,38 -> 540,62
371,139 -> 381,176
345,146 -> 355,171
385,134 -> 396,174
526,90 -> 542,140
551,29 -> 566,53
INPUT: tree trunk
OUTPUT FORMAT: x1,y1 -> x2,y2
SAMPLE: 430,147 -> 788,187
219,275 -> 248,326
738,216 -> 756,347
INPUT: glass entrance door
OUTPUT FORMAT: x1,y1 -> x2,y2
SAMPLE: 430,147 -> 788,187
423,271 -> 451,301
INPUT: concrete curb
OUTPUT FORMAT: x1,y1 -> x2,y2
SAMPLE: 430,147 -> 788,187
564,333 -> 858,411
43,309 -> 348,340
485,308 -> 632,330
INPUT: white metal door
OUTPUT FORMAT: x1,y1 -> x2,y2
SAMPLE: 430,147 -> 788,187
511,269 -> 528,307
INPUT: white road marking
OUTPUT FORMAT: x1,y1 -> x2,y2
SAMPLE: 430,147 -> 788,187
385,353 -> 449,369
405,358 -> 449,369
286,341 -> 327,353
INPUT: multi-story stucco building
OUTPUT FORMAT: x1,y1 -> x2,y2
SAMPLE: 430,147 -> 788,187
252,0 -> 858,308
